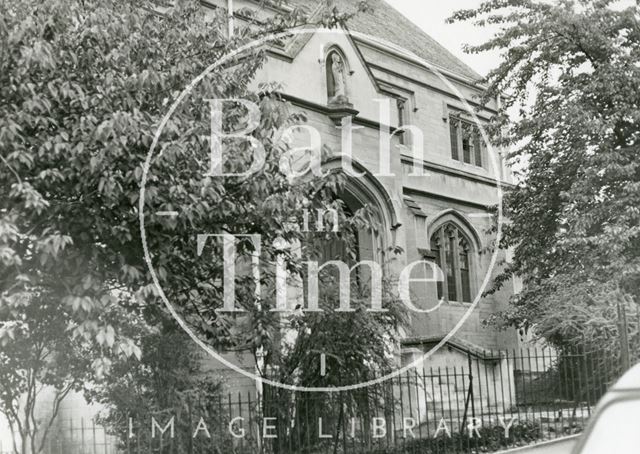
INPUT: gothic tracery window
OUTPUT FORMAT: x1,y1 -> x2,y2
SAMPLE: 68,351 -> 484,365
449,115 -> 484,167
430,223 -> 473,303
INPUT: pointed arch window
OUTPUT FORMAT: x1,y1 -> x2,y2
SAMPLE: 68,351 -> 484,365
430,224 -> 473,303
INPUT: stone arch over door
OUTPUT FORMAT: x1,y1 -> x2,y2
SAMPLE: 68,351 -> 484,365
321,157 -> 400,267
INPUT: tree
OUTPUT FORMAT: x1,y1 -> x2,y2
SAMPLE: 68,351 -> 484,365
0,292 -> 144,454
88,310 -> 231,454
0,0 -> 400,452
450,0 -> 640,364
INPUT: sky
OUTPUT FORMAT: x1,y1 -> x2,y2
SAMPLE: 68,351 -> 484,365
387,0 -> 502,77
387,0 -> 637,77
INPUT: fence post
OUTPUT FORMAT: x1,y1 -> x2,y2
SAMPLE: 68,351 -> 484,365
618,300 -> 631,371
125,413 -> 130,454
103,420 -> 108,454
461,353 -> 475,434
92,418 -> 97,454
187,397 -> 193,454
81,418 -> 86,454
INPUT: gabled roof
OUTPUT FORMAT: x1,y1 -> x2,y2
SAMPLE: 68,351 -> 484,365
286,0 -> 482,81
402,335 -> 503,361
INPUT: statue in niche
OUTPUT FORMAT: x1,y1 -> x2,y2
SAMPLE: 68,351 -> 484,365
327,52 -> 349,105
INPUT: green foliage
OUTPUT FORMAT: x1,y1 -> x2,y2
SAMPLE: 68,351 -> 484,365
0,291 -> 145,454
88,312 -> 231,454
451,0 -> 640,355
0,0 -> 399,451
0,0 -> 248,449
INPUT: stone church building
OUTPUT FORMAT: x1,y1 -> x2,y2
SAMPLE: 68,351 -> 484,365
201,0 -> 521,391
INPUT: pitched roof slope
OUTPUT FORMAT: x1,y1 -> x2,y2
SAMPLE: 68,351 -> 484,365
287,0 -> 481,81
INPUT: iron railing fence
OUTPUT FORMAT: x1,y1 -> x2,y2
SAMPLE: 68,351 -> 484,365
3,347 -> 622,454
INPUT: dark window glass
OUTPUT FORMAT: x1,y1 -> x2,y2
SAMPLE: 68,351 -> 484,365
397,99 -> 406,145
449,119 -> 459,161
474,133 -> 483,167
459,237 -> 471,302
431,234 -> 443,300
430,224 -> 474,303
462,137 -> 472,164
450,116 -> 485,168
462,124 -> 473,164
445,227 -> 457,301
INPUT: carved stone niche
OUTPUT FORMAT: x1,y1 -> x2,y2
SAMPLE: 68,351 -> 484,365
325,48 -> 358,125
326,51 -> 349,104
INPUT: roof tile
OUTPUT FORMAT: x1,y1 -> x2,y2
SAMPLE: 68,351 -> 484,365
287,0 -> 481,80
